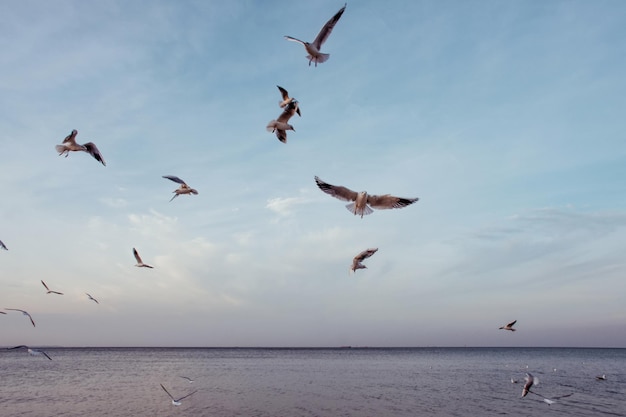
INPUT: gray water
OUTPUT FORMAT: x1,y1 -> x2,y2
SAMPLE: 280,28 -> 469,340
0,347 -> 624,416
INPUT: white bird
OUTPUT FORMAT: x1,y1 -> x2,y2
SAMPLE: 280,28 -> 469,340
0,239 -> 7,250
8,345 -> 52,360
314,176 -> 419,218
276,85 -> 301,116
267,100 -> 298,143
285,3 -> 347,67
596,374 -> 606,381
133,248 -> 153,268
160,383 -> 197,406
350,248 -> 378,273
499,320 -> 517,332
41,280 -> 64,295
86,293 -> 99,304
55,129 -> 106,166
5,308 -> 36,327
162,175 -> 198,202
179,376 -> 194,383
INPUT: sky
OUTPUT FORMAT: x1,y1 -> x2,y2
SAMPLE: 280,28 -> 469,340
1,0 -> 625,348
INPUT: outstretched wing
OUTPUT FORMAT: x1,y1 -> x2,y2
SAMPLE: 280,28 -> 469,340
38,350 -> 53,360
367,194 -> 418,210
314,176 -> 358,202
277,85 -> 289,101
312,3 -> 347,49
160,384 -> 175,401
177,390 -> 198,402
355,248 -> 378,262
83,142 -> 106,166
163,175 -> 187,185
507,320 -> 517,328
0,239 -> 7,250
41,280 -> 50,291
133,248 -> 143,264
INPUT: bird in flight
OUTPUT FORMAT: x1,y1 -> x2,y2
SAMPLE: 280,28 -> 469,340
160,383 -> 197,406
86,293 -> 99,304
7,345 -> 52,360
41,280 -> 64,295
521,373 -> 573,405
267,99 -> 298,144
499,320 -> 517,332
0,239 -> 7,250
596,374 -> 606,381
133,248 -> 153,268
5,308 -> 36,327
276,85 -> 301,116
314,176 -> 418,218
179,376 -> 194,383
285,3 -> 347,66
350,248 -> 378,273
162,175 -> 198,202
55,129 -> 106,166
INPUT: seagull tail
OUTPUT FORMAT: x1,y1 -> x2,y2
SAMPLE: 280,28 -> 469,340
55,145 -> 67,155
308,53 -> 330,64
266,120 -> 278,132
345,203 -> 373,216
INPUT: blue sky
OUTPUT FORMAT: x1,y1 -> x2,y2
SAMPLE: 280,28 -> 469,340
1,0 -> 625,347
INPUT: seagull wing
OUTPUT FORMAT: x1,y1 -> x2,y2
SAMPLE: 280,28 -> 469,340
366,194 -> 419,210
163,175 -> 187,185
86,293 -> 100,304
160,384 -> 176,401
355,248 -> 378,262
41,280 -> 50,291
284,35 -> 306,46
133,248 -> 143,264
7,345 -> 29,350
276,106 -> 296,124
312,3 -> 347,49
507,320 -> 517,328
0,239 -> 7,250
83,142 -> 106,166
277,85 -> 289,101
39,350 -> 53,360
314,176 -> 358,202
176,390 -> 198,402
27,313 -> 35,327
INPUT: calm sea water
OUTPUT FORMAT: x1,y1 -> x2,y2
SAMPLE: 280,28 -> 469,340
0,347 -> 624,416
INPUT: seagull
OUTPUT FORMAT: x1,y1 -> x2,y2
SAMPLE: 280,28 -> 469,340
499,320 -> 517,332
267,99 -> 298,143
0,239 -> 7,250
285,3 -> 347,67
596,374 -> 606,381
133,248 -> 154,268
521,373 -> 573,405
162,175 -> 198,202
7,345 -> 52,360
55,129 -> 106,166
276,85 -> 301,116
350,248 -> 378,273
86,293 -> 99,304
160,383 -> 197,406
511,378 -> 518,384
314,176 -> 419,218
41,280 -> 64,295
5,308 -> 36,327
179,376 -> 194,383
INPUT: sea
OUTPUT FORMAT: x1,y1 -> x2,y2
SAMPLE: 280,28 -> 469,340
0,347 -> 624,417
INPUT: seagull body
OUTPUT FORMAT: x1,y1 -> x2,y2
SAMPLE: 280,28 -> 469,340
41,280 -> 63,295
55,129 -> 106,166
8,345 -> 52,360
350,248 -> 378,273
276,85 -> 301,116
5,308 -> 36,327
285,3 -> 346,66
314,176 -> 418,218
160,383 -> 197,406
162,175 -> 198,202
267,100 -> 298,143
0,239 -> 7,250
86,293 -> 99,304
499,320 -> 517,332
596,374 -> 606,381
133,248 -> 153,268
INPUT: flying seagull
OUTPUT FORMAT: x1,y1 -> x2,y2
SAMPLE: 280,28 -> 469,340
521,373 -> 573,405
0,239 -> 7,250
133,248 -> 153,268
314,176 -> 419,218
7,345 -> 52,360
86,293 -> 99,304
160,383 -> 197,406
276,85 -> 301,116
179,376 -> 194,383
267,99 -> 298,144
285,3 -> 347,67
5,308 -> 36,327
41,280 -> 64,295
350,248 -> 378,273
55,129 -> 106,166
499,320 -> 517,332
596,374 -> 606,381
162,175 -> 198,202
